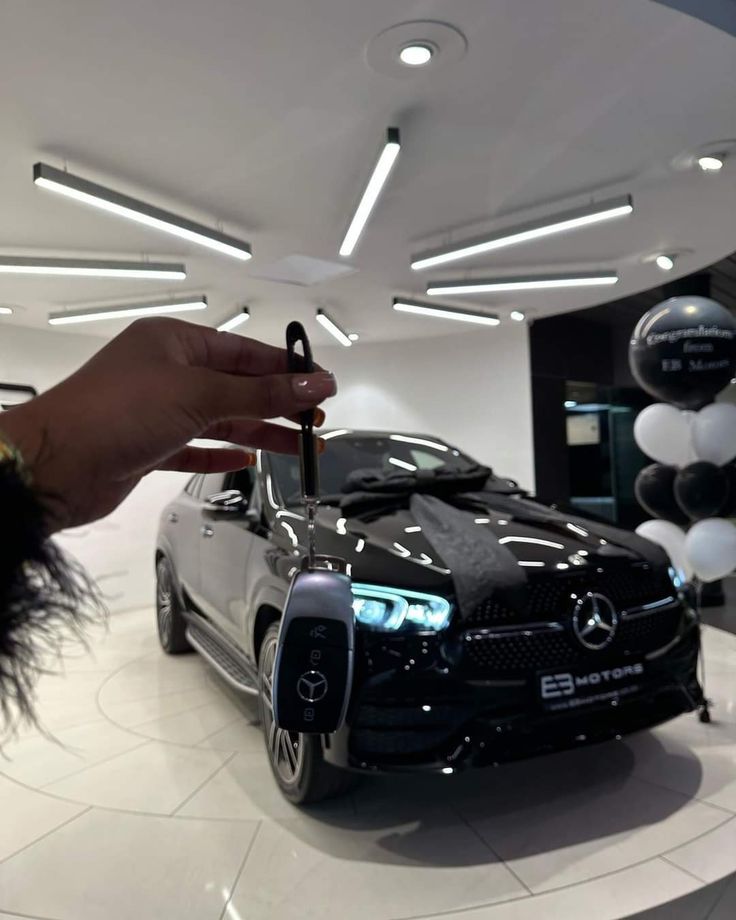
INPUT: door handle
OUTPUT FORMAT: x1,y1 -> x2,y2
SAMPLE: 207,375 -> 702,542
168,512 -> 179,524
200,525 -> 214,538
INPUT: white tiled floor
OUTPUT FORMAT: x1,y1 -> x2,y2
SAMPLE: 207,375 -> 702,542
1,608 -> 736,919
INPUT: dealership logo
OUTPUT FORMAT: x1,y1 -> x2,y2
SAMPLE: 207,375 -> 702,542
540,663 -> 644,699
296,671 -> 328,703
572,592 -> 618,650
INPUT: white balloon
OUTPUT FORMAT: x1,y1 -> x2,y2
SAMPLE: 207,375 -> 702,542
685,518 -> 736,583
692,403 -> 736,465
634,404 -> 695,467
636,519 -> 693,581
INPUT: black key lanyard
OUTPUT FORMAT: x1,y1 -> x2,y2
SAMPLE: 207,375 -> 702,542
272,322 -> 355,734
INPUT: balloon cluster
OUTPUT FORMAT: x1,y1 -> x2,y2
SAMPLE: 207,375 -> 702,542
629,296 -> 736,583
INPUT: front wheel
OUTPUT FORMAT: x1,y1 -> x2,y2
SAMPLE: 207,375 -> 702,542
258,624 -> 357,804
156,557 -> 191,654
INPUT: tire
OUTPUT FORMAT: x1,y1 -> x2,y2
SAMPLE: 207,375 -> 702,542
258,623 -> 358,805
156,557 -> 191,654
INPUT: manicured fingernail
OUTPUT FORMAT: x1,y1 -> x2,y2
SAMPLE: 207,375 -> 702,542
317,438 -> 326,454
291,372 -> 337,403
314,408 -> 326,427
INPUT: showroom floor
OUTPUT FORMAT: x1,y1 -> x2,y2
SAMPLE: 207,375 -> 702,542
2,610 -> 736,919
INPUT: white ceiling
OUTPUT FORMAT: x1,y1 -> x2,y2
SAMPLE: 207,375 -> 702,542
1,0 -> 736,346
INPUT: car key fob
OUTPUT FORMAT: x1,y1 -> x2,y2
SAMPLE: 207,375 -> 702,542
273,558 -> 355,733
272,321 -> 355,734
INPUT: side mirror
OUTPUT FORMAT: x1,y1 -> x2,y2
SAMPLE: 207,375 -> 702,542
205,489 -> 247,513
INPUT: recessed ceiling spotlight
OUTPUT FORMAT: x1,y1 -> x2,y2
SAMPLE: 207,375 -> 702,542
316,309 -> 352,346
393,297 -> 499,327
655,254 -> 676,271
48,295 -> 207,326
348,332 -> 360,342
510,310 -> 525,322
365,21 -> 466,79
399,43 -> 434,66
411,196 -> 633,270
34,163 -> 252,261
697,155 -> 724,172
0,306 -> 13,315
217,307 -> 250,332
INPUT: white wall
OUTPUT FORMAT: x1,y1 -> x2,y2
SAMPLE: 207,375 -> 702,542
1,321 -> 534,613
319,324 -> 535,491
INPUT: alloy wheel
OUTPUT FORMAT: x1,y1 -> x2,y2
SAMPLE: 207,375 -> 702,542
156,562 -> 173,643
260,636 -> 304,784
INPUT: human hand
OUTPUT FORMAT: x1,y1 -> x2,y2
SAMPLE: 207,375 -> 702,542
0,317 -> 336,531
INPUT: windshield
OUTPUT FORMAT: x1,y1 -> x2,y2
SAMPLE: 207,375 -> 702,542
269,433 -> 478,505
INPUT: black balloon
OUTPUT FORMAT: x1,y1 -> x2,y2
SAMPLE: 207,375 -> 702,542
629,297 -> 736,409
720,462 -> 736,517
634,463 -> 689,524
674,461 -> 729,520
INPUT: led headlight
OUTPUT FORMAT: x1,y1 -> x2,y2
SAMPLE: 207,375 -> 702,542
668,564 -> 686,590
350,583 -> 452,631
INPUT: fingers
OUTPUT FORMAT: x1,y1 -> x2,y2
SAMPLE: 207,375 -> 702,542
181,324 -> 326,377
191,368 -> 337,422
156,446 -> 256,473
287,407 -> 326,427
201,420 -> 301,454
200,419 -> 327,455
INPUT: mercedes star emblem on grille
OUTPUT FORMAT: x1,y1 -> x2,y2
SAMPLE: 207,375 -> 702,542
296,670 -> 329,703
572,592 -> 618,650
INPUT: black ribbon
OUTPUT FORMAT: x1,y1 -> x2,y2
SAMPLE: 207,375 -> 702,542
339,464 -> 522,520
337,466 -> 668,620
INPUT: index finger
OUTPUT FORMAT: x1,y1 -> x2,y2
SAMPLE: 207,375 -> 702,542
179,324 -> 326,377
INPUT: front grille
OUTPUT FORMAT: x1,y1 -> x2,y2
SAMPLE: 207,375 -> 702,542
467,564 -> 674,627
462,603 -> 684,677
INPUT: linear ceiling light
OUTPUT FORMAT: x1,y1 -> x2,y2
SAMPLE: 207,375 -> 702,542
339,127 -> 401,257
34,163 -> 252,261
393,297 -> 499,326
316,309 -> 352,346
411,195 -> 633,270
426,271 -> 618,296
0,256 -> 185,279
48,295 -> 207,326
217,307 -> 250,332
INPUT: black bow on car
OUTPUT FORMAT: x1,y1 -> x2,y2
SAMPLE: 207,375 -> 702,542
337,464 -> 524,521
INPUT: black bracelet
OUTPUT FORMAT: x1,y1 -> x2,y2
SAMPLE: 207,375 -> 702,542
0,447 -> 104,737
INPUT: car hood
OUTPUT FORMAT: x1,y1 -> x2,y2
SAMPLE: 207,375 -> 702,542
271,495 -> 650,596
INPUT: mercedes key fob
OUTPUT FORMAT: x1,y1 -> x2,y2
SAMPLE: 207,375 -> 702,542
273,558 -> 355,733
272,321 -> 355,734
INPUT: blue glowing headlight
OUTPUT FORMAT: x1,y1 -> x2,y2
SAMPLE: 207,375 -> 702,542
350,583 -> 452,631
668,565 -> 686,590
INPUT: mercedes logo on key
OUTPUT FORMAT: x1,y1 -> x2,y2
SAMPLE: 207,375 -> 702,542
572,592 -> 618,650
296,670 -> 329,703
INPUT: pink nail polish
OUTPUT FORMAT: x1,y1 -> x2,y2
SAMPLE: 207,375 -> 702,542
291,372 -> 337,401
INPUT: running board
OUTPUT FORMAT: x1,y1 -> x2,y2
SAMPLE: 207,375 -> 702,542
186,620 -> 259,695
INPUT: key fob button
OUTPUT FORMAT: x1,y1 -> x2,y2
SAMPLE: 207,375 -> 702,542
275,640 -> 350,733
284,617 -> 349,649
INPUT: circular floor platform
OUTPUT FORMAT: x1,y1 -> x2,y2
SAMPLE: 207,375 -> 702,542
1,609 -> 736,920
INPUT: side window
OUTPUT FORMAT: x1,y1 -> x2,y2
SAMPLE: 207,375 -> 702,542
410,449 -> 445,471
199,473 -> 226,501
185,474 -> 202,497
227,467 -> 255,505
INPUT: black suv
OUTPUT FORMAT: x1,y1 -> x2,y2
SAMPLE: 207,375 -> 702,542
155,430 -> 702,803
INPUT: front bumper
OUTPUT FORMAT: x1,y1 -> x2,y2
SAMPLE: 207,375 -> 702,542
322,613 -> 702,773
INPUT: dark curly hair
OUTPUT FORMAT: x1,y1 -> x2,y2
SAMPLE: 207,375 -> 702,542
0,459 -> 105,736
